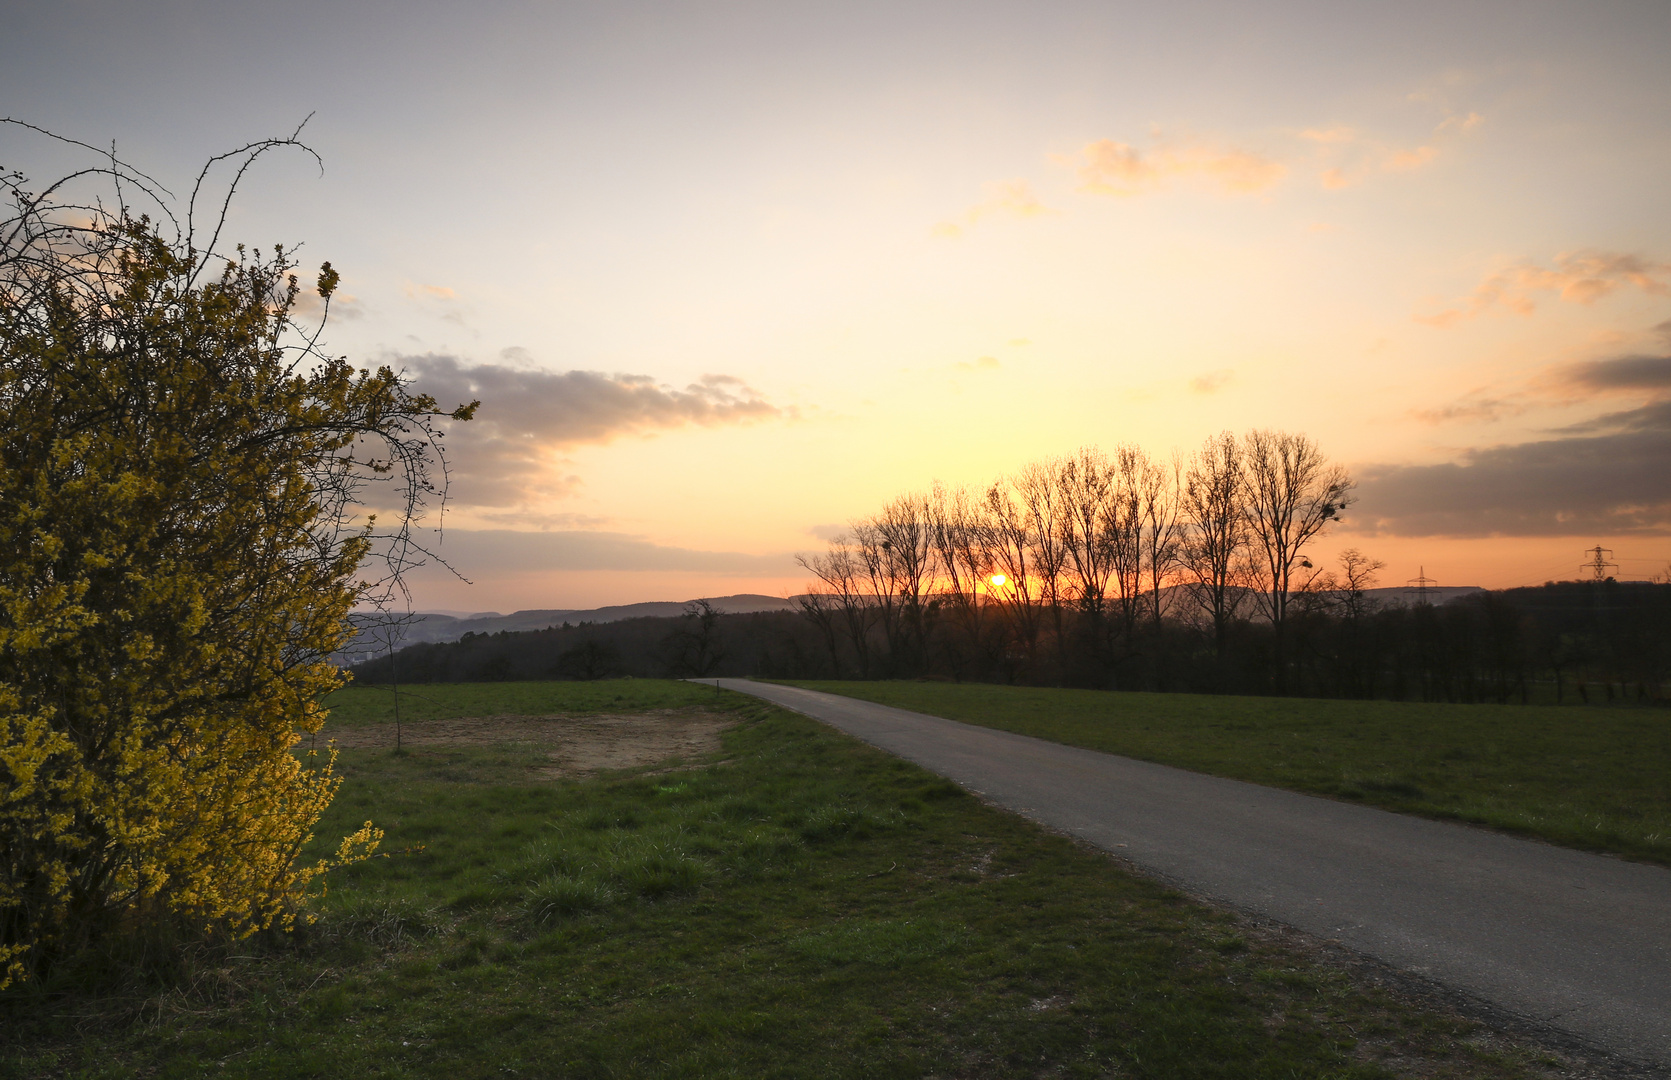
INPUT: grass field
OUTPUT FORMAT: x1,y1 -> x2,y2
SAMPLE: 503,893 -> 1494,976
1,681 -> 1583,1078
783,681 -> 1671,867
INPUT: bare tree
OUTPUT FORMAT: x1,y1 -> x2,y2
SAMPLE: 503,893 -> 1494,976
1241,429 -> 1355,689
665,599 -> 726,677
1057,448 -> 1118,625
1138,450 -> 1185,671
796,537 -> 873,678
1328,548 -> 1385,624
1180,431 -> 1248,661
982,478 -> 1045,670
928,483 -> 991,674
1106,445 -> 1147,646
855,492 -> 935,673
794,586 -> 846,679
1304,548 -> 1385,697
1014,457 -> 1072,671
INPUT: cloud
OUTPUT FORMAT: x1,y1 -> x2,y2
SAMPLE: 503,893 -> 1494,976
805,523 -> 848,542
954,356 -> 1001,372
401,354 -> 785,508
1301,110 -> 1479,190
403,282 -> 470,327
1069,138 -> 1284,197
408,528 -> 794,575
1561,354 -> 1671,392
1355,401 -> 1671,537
1435,111 -> 1485,136
1409,396 -> 1522,425
1418,251 -> 1671,328
932,180 -> 1059,238
1189,369 -> 1233,394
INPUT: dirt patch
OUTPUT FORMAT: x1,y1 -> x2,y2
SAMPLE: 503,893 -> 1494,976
317,709 -> 734,779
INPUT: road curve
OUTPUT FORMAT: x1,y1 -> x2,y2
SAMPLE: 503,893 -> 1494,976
713,678 -> 1671,1068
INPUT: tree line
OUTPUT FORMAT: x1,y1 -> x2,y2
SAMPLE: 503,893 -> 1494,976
351,580 -> 1670,707
355,427 -> 1668,704
796,430 -> 1353,693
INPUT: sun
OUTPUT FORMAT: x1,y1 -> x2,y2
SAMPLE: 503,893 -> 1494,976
988,573 -> 1007,588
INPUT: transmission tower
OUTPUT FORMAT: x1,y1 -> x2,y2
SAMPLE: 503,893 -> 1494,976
1581,545 -> 1618,581
1406,565 -> 1438,606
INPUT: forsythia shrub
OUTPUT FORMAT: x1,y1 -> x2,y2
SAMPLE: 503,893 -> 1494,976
0,147 -> 473,986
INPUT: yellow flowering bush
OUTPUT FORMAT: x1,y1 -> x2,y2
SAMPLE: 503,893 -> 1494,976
0,136 -> 473,987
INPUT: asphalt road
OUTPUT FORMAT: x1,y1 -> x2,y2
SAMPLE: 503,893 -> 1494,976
714,678 -> 1671,1069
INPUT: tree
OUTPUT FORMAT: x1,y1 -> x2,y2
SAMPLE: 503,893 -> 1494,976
1056,448 -> 1118,649
0,126 -> 475,987
1013,458 -> 1071,675
1240,430 -> 1354,690
1180,431 -> 1248,663
855,494 -> 934,675
796,538 -> 873,678
1308,548 -> 1385,697
981,478 -> 1045,673
664,600 -> 726,677
927,483 -> 991,677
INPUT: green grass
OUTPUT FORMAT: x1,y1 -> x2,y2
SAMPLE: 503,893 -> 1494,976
2,682 -> 1572,1079
322,677 -> 718,727
783,680 -> 1671,866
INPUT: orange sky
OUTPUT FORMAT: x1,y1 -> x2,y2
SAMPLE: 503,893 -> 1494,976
6,1 -> 1669,611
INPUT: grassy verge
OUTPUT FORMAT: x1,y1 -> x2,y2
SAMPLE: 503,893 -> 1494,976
2,681 -> 1577,1078
781,680 -> 1671,866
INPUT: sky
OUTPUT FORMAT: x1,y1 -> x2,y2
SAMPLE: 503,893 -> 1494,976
4,0 -> 1670,611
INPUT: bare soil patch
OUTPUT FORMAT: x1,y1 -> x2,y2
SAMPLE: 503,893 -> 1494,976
318,709 -> 734,779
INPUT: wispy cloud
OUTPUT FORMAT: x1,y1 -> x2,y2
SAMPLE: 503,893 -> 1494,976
1418,251 -> 1671,328
402,354 -> 787,508
1067,137 -> 1284,197
1409,395 -> 1524,425
953,355 -> 1002,372
932,180 -> 1059,238
404,282 -> 470,327
1303,110 -> 1479,190
1189,369 -> 1234,394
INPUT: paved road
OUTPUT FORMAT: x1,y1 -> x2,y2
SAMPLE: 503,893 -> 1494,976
714,678 -> 1671,1068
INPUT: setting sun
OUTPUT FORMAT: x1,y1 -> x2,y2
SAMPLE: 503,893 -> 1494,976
989,574 -> 1008,588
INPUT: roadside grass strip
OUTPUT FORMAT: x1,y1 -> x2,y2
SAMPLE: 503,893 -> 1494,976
783,681 -> 1671,867
2,682 -> 1579,1079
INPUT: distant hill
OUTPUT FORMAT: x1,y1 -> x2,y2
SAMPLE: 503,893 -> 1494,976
338,593 -> 796,663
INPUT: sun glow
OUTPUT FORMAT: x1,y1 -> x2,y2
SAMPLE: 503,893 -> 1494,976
988,573 -> 1008,588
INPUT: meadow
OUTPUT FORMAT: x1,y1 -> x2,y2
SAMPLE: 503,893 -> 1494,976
1,681 -> 1590,1078
785,681 -> 1671,867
